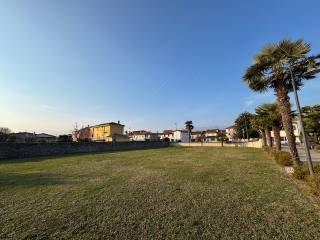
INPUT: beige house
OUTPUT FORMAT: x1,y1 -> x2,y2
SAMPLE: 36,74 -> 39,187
129,131 -> 160,141
271,122 -> 301,144
191,131 -> 202,142
225,125 -> 236,142
204,129 -> 220,142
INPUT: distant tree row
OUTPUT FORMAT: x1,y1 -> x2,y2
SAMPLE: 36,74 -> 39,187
235,103 -> 320,148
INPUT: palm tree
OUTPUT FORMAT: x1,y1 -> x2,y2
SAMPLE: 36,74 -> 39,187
185,121 -> 194,143
251,114 -> 269,148
200,131 -> 206,146
243,39 -> 319,165
216,131 -> 228,147
256,103 -> 283,151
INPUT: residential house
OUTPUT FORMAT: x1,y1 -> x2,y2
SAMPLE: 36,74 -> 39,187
10,132 -> 56,143
160,130 -> 174,142
173,130 -> 189,142
204,129 -> 220,142
91,121 -> 129,142
225,125 -> 236,142
36,133 -> 57,143
13,132 -> 37,142
271,121 -> 301,144
72,126 -> 91,142
129,130 -> 160,141
191,131 -> 203,142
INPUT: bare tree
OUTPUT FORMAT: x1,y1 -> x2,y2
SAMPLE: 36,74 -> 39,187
0,127 -> 11,134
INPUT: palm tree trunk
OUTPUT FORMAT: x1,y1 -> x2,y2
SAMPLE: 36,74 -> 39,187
275,87 -> 301,165
265,128 -> 272,147
272,125 -> 281,151
260,129 -> 267,147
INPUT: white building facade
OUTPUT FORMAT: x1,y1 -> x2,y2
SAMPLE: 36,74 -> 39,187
271,122 -> 301,144
173,130 -> 189,142
160,130 -> 174,142
225,125 -> 236,142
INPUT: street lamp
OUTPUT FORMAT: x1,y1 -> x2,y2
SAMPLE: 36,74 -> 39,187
287,65 -> 320,175
242,129 -> 245,141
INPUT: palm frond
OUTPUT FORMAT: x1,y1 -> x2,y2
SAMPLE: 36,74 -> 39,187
277,38 -> 311,59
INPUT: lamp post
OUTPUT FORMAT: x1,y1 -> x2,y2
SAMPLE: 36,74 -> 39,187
244,115 -> 249,142
288,65 -> 314,175
242,129 -> 245,141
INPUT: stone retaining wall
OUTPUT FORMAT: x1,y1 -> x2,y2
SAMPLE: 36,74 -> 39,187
0,141 -> 169,160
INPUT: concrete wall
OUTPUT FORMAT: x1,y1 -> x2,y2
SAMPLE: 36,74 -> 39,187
0,141 -> 169,160
171,140 -> 262,148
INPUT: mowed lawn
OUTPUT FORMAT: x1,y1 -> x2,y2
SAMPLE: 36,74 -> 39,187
1,147 -> 320,239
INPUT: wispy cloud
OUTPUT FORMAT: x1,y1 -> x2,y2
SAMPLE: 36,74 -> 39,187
150,79 -> 169,98
244,92 -> 275,108
38,104 -> 54,112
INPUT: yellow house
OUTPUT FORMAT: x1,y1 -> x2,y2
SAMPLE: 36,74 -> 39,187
90,122 -> 129,142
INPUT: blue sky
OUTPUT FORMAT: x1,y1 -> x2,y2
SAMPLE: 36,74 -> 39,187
0,0 -> 319,135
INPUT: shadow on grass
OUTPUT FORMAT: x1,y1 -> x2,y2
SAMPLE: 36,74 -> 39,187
0,172 -> 66,188
0,152 -> 105,164
0,146 -> 172,165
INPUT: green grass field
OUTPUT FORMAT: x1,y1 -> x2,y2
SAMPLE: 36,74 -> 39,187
1,147 -> 320,239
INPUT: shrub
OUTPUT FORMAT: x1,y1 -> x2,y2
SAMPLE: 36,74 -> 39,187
293,165 -> 309,180
57,134 -> 73,142
314,164 -> 320,173
163,137 -> 170,142
292,164 -> 320,195
293,164 -> 320,180
274,151 -> 293,166
306,174 -> 320,196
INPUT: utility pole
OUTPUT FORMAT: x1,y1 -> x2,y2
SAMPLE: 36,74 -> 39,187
244,115 -> 249,142
288,65 -> 314,175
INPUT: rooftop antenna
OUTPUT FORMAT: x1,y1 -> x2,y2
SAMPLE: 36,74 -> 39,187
74,122 -> 78,132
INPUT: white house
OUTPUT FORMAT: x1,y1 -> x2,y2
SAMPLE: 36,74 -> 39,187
160,130 -> 175,142
173,130 -> 189,142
